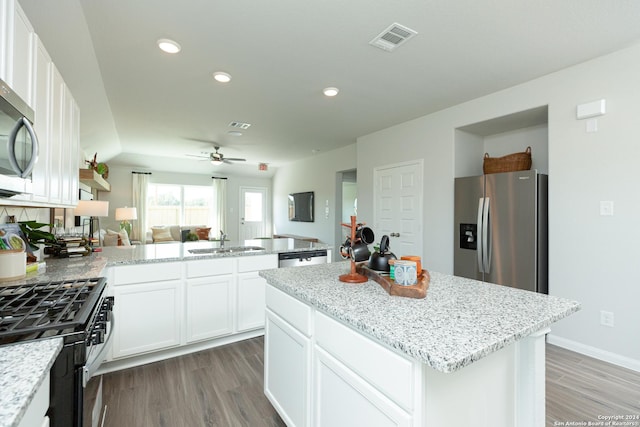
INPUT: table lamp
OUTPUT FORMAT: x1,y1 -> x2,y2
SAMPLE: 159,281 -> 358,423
115,206 -> 137,238
74,200 -> 109,245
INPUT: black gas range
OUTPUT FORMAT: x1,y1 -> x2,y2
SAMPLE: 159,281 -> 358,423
0,277 -> 114,427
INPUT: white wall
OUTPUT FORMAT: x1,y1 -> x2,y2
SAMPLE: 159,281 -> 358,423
99,164 -> 272,241
357,43 -> 640,370
272,144 -> 357,248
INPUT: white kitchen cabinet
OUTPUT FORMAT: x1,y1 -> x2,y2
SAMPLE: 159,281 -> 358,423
4,0 -> 34,106
265,284 -> 415,427
314,348 -> 411,427
112,279 -> 182,358
17,372 -> 50,427
47,64 -> 64,205
185,258 -> 234,343
60,85 -> 79,205
29,35 -> 51,203
236,254 -> 278,331
265,311 -> 311,427
0,0 -> 8,81
264,285 -> 313,427
186,275 -> 233,343
314,312 -> 413,426
111,262 -> 183,359
0,1 -> 80,207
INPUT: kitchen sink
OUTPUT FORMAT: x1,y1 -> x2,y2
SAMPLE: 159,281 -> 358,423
188,246 -> 266,254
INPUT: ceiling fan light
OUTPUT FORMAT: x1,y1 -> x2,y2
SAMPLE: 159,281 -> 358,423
213,72 -> 232,83
211,159 -> 223,165
323,87 -> 339,97
157,38 -> 181,54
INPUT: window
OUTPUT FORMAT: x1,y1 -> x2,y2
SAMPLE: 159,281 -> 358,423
147,184 -> 214,226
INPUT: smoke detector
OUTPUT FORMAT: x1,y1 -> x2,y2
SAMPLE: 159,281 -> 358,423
369,23 -> 418,52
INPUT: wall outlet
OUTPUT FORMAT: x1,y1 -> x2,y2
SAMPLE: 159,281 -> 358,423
600,310 -> 614,327
599,201 -> 614,216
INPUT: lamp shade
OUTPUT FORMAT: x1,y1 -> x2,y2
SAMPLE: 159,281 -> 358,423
115,207 -> 138,221
74,200 -> 109,217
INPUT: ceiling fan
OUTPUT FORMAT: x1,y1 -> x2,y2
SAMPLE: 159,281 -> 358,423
187,146 -> 246,165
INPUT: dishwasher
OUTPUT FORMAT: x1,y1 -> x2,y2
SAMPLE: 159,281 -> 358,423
278,249 -> 328,267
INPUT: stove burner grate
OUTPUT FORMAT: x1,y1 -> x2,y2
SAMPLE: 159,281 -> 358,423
0,277 -> 106,340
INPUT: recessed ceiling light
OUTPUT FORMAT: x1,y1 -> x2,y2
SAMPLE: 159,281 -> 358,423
157,38 -> 181,54
228,131 -> 243,136
213,72 -> 232,83
323,87 -> 339,97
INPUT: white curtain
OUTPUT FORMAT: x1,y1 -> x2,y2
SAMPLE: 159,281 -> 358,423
212,178 -> 227,236
132,172 -> 150,242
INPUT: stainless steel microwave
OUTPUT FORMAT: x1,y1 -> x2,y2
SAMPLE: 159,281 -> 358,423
0,77 -> 39,197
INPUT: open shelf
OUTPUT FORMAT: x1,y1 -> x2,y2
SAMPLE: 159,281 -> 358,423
79,169 -> 111,192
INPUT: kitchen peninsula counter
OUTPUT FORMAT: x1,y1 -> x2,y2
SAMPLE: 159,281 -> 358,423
0,238 -> 330,287
260,261 -> 580,427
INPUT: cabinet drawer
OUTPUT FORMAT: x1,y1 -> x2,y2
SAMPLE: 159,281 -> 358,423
266,285 -> 312,336
315,312 -> 415,411
237,254 -> 278,273
113,262 -> 181,285
186,258 -> 234,278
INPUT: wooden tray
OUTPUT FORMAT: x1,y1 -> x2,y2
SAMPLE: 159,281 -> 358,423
356,264 -> 429,299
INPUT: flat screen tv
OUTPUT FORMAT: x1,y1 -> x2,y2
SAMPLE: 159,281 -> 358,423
288,191 -> 314,222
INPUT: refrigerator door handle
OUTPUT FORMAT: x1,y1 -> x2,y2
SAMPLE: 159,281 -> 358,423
483,197 -> 491,273
476,197 -> 485,273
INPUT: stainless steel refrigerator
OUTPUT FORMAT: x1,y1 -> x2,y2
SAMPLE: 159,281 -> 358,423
454,170 -> 548,293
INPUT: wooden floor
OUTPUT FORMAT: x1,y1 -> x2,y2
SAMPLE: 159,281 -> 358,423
95,337 -> 285,427
90,339 -> 639,426
546,344 -> 640,425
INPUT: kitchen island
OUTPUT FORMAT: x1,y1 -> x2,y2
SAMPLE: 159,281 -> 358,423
259,262 -> 580,427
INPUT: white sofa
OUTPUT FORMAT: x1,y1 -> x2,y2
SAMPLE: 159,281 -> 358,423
146,225 -> 209,244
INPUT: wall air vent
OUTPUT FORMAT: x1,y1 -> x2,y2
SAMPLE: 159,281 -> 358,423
369,23 -> 418,52
229,121 -> 251,129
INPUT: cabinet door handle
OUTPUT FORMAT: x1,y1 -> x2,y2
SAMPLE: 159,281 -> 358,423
390,232 -> 400,237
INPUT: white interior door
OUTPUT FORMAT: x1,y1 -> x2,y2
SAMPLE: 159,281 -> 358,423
239,186 -> 268,240
373,160 -> 423,258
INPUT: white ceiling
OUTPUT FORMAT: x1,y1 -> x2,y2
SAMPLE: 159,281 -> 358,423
18,0 -> 640,177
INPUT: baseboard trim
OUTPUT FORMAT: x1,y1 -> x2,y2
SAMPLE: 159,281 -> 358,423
95,329 -> 264,375
547,334 -> 640,373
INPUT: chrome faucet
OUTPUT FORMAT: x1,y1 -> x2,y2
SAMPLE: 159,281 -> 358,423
219,230 -> 227,248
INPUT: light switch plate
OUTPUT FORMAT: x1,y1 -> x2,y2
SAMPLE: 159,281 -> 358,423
599,201 -> 614,216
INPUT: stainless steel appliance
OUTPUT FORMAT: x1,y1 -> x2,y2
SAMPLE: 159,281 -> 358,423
0,77 -> 39,197
454,170 -> 548,293
0,277 -> 114,427
278,249 -> 328,267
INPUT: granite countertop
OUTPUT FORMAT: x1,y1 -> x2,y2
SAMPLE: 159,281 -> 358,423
92,238 -> 330,266
0,338 -> 62,427
0,238 -> 330,287
259,261 -> 581,373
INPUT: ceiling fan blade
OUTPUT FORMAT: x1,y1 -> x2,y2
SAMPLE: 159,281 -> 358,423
224,157 -> 246,162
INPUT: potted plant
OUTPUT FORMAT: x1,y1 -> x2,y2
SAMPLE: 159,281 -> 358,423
19,221 -> 57,261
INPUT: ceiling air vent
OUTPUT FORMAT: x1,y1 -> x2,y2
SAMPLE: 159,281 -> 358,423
229,121 -> 251,130
369,23 -> 418,52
